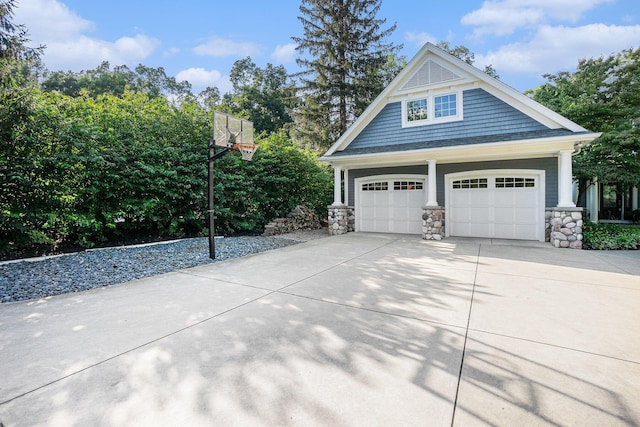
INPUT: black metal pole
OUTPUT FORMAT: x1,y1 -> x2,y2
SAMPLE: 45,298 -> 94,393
208,139 -> 216,259
208,142 -> 233,260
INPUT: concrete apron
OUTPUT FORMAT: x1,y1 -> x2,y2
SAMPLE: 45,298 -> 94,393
0,233 -> 639,426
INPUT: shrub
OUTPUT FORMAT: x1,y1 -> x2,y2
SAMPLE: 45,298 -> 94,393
583,222 -> 640,250
1,88 -> 332,255
213,129 -> 332,235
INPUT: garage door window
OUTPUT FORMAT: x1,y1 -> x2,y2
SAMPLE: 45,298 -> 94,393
394,181 -> 423,190
496,177 -> 535,188
452,178 -> 488,189
362,182 -> 388,191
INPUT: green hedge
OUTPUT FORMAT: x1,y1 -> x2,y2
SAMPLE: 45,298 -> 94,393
1,88 -> 332,255
583,223 -> 640,250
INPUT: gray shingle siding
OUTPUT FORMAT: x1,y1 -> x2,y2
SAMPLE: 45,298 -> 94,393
346,88 -> 549,151
332,128 -> 578,156
347,158 -> 558,207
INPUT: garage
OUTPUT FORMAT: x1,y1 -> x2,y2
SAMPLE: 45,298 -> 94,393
446,170 -> 545,241
355,175 -> 427,234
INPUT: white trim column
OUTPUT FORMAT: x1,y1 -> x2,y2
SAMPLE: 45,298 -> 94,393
344,168 -> 349,207
332,165 -> 343,206
425,159 -> 438,207
557,149 -> 576,208
588,179 -> 599,222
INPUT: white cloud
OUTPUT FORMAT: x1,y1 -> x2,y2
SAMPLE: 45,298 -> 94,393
405,32 -> 437,47
39,34 -> 159,71
163,47 -> 180,57
14,0 -> 93,42
462,0 -> 615,37
13,0 -> 159,71
271,43 -> 297,63
193,37 -> 260,58
475,23 -> 640,76
176,67 -> 231,93
462,4 -> 543,36
113,35 -> 158,60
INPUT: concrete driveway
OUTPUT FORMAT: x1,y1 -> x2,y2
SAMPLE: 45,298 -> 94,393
1,233 -> 639,426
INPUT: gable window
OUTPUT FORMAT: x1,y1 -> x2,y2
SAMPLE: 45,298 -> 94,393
434,94 -> 457,118
402,91 -> 462,127
406,99 -> 428,121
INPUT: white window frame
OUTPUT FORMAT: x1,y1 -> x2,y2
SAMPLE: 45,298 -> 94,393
401,90 -> 463,128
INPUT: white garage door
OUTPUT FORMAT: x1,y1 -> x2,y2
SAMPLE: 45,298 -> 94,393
447,172 -> 544,241
356,176 -> 426,234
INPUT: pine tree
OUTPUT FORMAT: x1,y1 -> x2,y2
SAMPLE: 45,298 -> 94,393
292,0 -> 401,150
1,0 -> 44,88
0,0 -> 43,61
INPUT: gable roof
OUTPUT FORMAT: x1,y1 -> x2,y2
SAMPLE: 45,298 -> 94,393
323,42 -> 591,158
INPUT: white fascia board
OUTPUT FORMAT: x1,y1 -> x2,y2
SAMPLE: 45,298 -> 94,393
477,82 -> 587,132
423,44 -> 589,132
320,132 -> 601,168
323,43 -> 436,156
324,43 -> 589,157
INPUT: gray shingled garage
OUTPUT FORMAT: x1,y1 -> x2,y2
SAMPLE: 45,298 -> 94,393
321,43 -> 600,245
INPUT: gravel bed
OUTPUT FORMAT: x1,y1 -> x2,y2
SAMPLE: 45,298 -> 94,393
0,231 -> 327,303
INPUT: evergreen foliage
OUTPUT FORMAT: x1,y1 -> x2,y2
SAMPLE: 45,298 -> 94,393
292,0 -> 402,150
0,0 -> 43,89
0,0 -> 43,62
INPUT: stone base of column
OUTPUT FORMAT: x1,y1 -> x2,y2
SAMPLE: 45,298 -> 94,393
422,206 -> 445,240
328,205 -> 355,236
545,207 -> 584,249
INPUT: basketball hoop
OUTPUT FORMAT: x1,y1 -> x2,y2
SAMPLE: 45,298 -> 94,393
208,111 -> 257,260
234,142 -> 258,161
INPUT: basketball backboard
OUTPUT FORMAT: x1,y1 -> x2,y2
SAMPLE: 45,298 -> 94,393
213,111 -> 252,148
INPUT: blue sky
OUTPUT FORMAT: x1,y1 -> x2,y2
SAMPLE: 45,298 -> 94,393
15,0 -> 640,93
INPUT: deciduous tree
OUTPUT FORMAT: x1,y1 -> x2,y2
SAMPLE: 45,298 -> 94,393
220,57 -> 295,135
41,62 -> 193,101
528,48 -> 640,191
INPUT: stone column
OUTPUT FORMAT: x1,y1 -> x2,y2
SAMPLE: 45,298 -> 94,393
422,206 -> 445,240
328,205 -> 351,236
557,149 -> 576,208
546,207 -> 584,249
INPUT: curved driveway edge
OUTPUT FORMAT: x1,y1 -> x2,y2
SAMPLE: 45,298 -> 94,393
1,233 -> 639,426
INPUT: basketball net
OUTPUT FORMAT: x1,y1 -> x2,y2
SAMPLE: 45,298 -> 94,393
234,142 -> 257,161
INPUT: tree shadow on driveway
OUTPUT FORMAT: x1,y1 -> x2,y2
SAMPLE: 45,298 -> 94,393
0,234 -> 638,426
